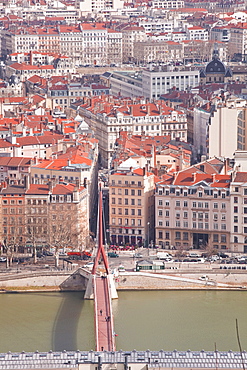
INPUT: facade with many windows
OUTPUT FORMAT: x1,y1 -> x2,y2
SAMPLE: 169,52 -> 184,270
155,158 -> 231,251
78,97 -> 187,167
208,98 -> 247,158
110,68 -> 200,100
0,178 -> 89,253
230,171 -> 247,253
109,166 -> 155,246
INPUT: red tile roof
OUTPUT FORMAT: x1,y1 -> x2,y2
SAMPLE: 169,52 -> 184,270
26,184 -> 50,195
233,172 -> 247,182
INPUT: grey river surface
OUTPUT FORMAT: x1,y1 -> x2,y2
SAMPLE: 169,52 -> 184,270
0,290 -> 247,353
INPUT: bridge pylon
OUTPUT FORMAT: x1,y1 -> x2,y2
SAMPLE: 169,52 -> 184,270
84,185 -> 118,300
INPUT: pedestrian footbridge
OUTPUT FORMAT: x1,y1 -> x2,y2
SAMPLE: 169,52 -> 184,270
84,186 -> 117,351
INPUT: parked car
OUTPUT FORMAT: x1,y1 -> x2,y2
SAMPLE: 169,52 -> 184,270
43,250 -> 54,256
118,265 -> 125,272
0,257 -> 6,262
217,252 -> 229,259
133,253 -> 143,258
84,262 -> 94,269
108,252 -> 119,258
199,275 -> 208,281
188,252 -> 200,258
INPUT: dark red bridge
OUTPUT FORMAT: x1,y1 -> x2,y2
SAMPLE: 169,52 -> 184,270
85,186 -> 116,351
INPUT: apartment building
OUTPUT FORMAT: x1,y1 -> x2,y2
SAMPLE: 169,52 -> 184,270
5,63 -> 56,80
155,158 -> 231,250
229,23 -> 247,60
77,97 -> 188,167
1,182 -> 25,251
211,26 -> 230,43
1,23 -> 122,65
110,67 -> 200,100
0,157 -> 32,185
1,177 -> 89,253
149,0 -> 184,8
76,0 -> 124,15
109,164 -> 155,246
1,27 -> 61,58
48,81 -> 110,111
133,40 -> 183,65
208,98 -> 247,159
112,131 -> 192,172
229,172 -> 247,253
142,67 -> 200,100
187,26 -> 209,41
30,140 -> 99,231
61,23 -> 122,65
8,132 -> 64,159
138,18 -> 180,34
121,26 -> 146,63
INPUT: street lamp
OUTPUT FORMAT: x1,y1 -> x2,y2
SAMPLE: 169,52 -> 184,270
147,222 -> 150,256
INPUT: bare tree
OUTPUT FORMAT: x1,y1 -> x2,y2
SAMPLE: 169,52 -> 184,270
48,203 -> 89,267
3,219 -> 24,268
174,244 -> 190,261
2,238 -> 12,269
25,224 -> 39,264
201,241 -> 217,259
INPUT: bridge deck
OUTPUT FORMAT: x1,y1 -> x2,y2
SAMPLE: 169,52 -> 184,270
94,276 -> 115,352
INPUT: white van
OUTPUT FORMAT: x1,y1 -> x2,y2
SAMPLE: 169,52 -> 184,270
157,252 -> 172,260
189,252 -> 200,258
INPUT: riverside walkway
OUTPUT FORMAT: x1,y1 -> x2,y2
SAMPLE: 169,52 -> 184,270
0,350 -> 246,369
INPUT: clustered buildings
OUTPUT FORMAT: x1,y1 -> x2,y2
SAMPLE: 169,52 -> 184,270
107,132 -> 247,254
0,104 -> 98,255
1,0 -> 247,66
1,0 -> 247,258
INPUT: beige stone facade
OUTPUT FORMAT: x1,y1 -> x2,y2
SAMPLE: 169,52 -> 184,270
109,167 -> 155,246
1,180 -> 89,254
155,182 -> 231,251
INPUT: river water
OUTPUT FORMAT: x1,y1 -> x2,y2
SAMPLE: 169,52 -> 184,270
0,291 -> 247,353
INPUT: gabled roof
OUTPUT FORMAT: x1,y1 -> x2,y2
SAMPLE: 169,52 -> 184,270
26,184 -> 49,195
0,157 -> 32,166
233,172 -> 247,182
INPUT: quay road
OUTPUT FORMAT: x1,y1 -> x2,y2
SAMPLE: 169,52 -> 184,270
0,350 -> 247,369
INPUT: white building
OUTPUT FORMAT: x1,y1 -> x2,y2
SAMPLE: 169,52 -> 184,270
193,105 -> 211,161
110,68 -> 200,100
138,18 -> 180,34
142,67 -> 200,99
210,26 -> 230,43
208,98 -> 247,159
149,0 -> 184,8
187,26 -> 209,41
77,0 -> 124,15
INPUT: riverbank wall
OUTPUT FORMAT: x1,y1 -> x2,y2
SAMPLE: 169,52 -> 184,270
0,268 -> 247,292
116,271 -> 247,290
0,268 -> 91,291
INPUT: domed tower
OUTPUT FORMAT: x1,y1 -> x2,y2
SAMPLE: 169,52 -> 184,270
200,47 -> 232,84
